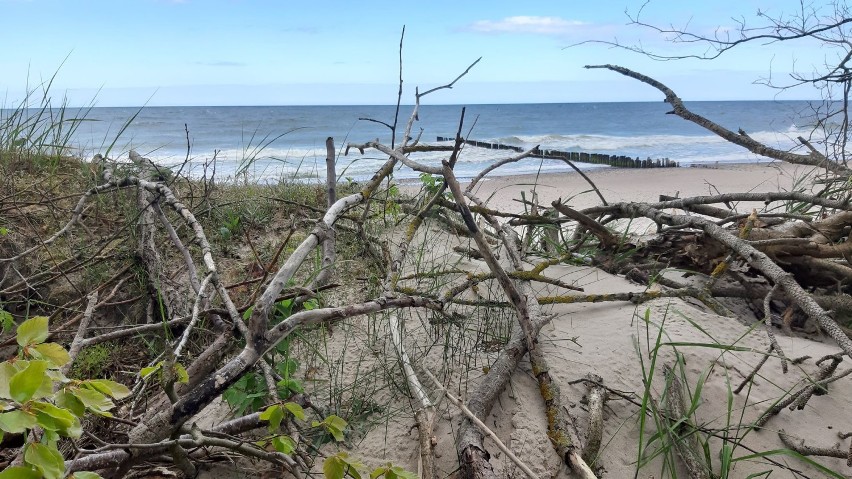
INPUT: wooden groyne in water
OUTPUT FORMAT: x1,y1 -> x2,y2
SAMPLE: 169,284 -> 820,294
436,137 -> 679,168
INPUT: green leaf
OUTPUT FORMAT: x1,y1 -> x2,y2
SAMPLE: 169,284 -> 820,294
0,410 -> 38,433
283,401 -> 306,420
0,466 -> 40,479
140,363 -> 163,379
31,401 -> 81,437
389,467 -> 417,479
0,362 -> 15,399
82,379 -> 131,399
323,455 -> 346,479
24,442 -> 65,479
303,298 -> 318,311
72,388 -> 115,415
260,404 -> 284,432
56,391 -> 86,417
0,309 -> 14,332
276,358 -> 299,377
326,414 -> 347,441
277,377 -> 304,397
10,360 -> 48,402
34,375 -> 54,401
31,343 -> 70,367
71,473 -> 106,479
275,299 -> 294,319
271,435 -> 296,454
326,415 -> 347,430
46,368 -> 69,384
17,316 -> 49,347
328,452 -> 363,479
174,363 -> 189,384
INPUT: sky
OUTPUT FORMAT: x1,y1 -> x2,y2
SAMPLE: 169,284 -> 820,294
0,0 -> 842,106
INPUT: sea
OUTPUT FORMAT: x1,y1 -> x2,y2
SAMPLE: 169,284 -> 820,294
58,101 -> 819,182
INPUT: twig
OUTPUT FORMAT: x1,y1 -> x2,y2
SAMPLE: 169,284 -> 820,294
444,163 -> 596,477
62,290 -> 99,376
173,273 -> 213,359
610,201 -> 852,357
755,356 -> 848,427
778,429 -> 850,462
763,284 -> 789,373
582,373 -> 608,466
422,369 -> 537,479
585,64 -> 847,174
734,345 -> 774,394
552,200 -> 617,249
662,365 -> 712,479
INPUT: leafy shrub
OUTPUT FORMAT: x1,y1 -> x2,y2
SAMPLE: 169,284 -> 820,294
0,316 -> 129,479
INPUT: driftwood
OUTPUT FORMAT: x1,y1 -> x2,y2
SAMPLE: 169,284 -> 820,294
584,64 -> 848,175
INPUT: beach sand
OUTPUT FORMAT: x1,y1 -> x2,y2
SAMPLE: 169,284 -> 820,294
204,162 -> 852,478
466,161 -> 804,211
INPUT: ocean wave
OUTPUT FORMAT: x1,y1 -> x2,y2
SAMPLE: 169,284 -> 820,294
495,130 -> 808,151
128,128 -> 809,182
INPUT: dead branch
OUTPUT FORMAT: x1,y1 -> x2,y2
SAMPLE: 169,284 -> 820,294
755,355 -> 850,427
585,64 -> 849,174
552,199 -> 617,249
62,290 -> 98,376
662,365 -> 712,479
444,163 -> 596,477
778,429 -> 851,462
423,369 -> 538,479
581,373 -> 608,466
612,201 -> 852,356
763,284 -> 789,373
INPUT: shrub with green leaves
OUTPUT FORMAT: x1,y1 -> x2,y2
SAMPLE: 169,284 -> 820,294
223,297 -> 313,414
254,403 -> 416,479
0,316 -> 129,479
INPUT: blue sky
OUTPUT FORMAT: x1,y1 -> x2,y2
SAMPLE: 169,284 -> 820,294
0,0 -> 836,106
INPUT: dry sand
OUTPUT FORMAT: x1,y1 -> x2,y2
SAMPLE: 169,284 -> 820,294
467,161 -> 805,211
205,163 -> 852,478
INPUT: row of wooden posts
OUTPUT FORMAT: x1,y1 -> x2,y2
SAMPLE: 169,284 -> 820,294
436,137 -> 679,168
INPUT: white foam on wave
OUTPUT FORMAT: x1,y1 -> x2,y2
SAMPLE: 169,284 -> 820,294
499,129 -> 809,151
133,125 -> 818,182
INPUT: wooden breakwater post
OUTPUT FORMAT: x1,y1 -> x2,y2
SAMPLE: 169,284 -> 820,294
436,137 -> 679,168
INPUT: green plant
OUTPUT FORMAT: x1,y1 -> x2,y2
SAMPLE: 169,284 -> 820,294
0,307 -> 14,332
257,401 -> 307,454
632,306 -> 846,479
223,298 -> 316,414
0,316 -> 130,479
383,184 -> 402,218
218,211 -> 242,241
255,397 -> 416,479
69,343 -> 113,379
322,452 -> 418,479
418,172 -> 443,195
222,371 -> 270,415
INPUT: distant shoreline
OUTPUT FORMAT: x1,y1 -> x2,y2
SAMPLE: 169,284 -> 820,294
401,161 -> 799,211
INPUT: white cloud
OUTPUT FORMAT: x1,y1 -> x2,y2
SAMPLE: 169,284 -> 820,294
466,16 -> 586,36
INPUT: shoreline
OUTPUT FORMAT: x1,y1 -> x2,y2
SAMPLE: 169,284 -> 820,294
403,160 -> 805,212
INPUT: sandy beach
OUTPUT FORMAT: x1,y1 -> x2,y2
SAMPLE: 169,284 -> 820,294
466,161 -> 802,210
285,161 -> 852,478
